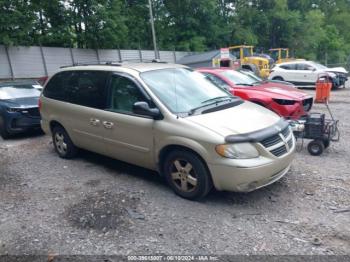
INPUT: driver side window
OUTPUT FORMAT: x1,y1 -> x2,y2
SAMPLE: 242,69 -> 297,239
108,75 -> 146,114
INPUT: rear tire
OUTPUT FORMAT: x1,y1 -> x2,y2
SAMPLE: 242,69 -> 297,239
52,126 -> 78,159
0,116 -> 11,139
307,140 -> 324,156
163,150 -> 213,200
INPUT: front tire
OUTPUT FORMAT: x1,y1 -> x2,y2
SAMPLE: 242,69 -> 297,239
272,76 -> 284,81
0,116 -> 11,139
163,150 -> 213,200
52,126 -> 78,159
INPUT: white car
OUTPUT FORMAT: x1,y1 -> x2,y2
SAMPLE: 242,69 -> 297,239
269,61 -> 348,89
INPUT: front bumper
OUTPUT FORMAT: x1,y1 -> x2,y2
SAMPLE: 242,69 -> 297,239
269,97 -> 313,120
4,112 -> 41,134
207,144 -> 295,192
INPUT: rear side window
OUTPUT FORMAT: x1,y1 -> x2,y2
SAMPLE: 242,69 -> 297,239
74,71 -> 109,109
296,63 -> 314,71
43,71 -> 71,101
280,64 -> 296,70
44,70 -> 109,109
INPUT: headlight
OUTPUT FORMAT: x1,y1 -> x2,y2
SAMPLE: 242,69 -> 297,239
6,108 -> 22,113
215,143 -> 259,159
273,98 -> 296,105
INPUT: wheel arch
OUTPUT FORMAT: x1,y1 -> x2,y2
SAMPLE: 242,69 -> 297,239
158,144 -> 212,177
49,120 -> 65,132
272,76 -> 284,81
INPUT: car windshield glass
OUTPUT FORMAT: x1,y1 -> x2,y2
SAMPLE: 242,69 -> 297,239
0,84 -> 41,100
239,70 -> 262,82
221,70 -> 258,86
140,68 -> 234,114
311,62 -> 327,70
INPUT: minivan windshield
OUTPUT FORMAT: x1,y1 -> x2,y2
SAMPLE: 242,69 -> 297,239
0,84 -> 41,100
141,68 -> 237,114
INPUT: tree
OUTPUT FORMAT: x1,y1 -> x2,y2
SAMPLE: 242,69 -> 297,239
68,0 -> 127,49
30,0 -> 73,47
0,0 -> 349,64
0,0 -> 34,46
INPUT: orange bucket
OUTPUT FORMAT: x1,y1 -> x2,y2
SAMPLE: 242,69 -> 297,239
315,73 -> 332,103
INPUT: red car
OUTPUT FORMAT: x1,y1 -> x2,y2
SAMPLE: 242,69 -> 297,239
197,68 -> 313,119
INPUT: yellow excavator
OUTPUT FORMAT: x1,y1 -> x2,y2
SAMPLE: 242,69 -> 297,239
269,48 -> 305,64
212,45 -> 271,78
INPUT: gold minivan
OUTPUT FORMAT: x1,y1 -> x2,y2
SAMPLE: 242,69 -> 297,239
40,62 -> 295,199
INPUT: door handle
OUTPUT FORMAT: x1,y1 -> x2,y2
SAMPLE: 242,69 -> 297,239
103,121 -> 114,129
90,118 -> 100,126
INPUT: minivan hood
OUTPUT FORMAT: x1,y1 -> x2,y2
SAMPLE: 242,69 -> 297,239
187,101 -> 281,137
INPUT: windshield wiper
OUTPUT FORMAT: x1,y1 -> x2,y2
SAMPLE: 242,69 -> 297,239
201,96 -> 232,104
235,83 -> 253,86
189,96 -> 235,115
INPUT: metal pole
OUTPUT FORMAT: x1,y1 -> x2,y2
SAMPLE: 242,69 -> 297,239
69,47 -> 75,65
148,0 -> 159,59
40,45 -> 48,76
118,48 -> 122,62
5,46 -> 14,80
96,49 -> 100,64
138,45 -> 143,62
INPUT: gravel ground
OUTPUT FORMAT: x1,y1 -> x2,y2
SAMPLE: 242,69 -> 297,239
0,87 -> 349,258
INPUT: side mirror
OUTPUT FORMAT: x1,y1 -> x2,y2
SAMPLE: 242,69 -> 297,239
132,101 -> 161,119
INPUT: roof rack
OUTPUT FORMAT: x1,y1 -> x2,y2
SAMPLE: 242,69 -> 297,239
60,61 -> 121,68
59,59 -> 167,68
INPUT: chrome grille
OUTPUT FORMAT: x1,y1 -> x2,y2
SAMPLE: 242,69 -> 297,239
260,126 -> 294,157
270,145 -> 288,157
261,134 -> 282,148
281,126 -> 291,138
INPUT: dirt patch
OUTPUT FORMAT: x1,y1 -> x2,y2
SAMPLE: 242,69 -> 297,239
65,190 -> 141,232
0,154 -> 22,191
84,179 -> 101,187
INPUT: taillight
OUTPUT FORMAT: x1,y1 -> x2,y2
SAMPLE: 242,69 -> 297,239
38,98 -> 42,111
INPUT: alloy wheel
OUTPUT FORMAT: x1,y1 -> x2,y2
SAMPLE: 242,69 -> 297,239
170,159 -> 198,192
55,132 -> 67,155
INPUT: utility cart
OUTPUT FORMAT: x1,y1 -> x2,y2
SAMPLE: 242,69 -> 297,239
289,103 -> 340,156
